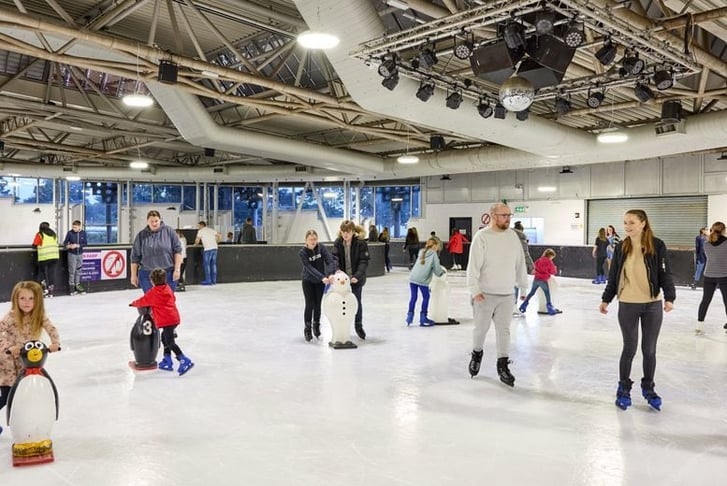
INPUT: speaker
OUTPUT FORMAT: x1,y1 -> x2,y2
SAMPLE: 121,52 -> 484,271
469,41 -> 524,85
518,35 -> 574,89
661,100 -> 682,124
204,147 -> 216,157
157,60 -> 178,84
430,135 -> 445,152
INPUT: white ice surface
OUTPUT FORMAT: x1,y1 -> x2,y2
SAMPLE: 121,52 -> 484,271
1,270 -> 726,485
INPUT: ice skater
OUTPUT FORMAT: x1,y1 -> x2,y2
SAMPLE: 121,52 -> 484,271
600,209 -> 675,411
406,237 -> 446,326
518,248 -> 561,315
130,268 -> 194,375
331,220 -> 370,340
299,229 -> 333,342
695,222 -> 727,334
0,281 -> 62,436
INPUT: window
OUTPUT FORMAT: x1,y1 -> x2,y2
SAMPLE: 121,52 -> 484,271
374,185 -> 421,238
319,186 -> 344,218
84,181 -> 119,243
182,185 -> 196,210
233,186 -> 263,229
153,185 -> 181,203
132,183 -> 152,203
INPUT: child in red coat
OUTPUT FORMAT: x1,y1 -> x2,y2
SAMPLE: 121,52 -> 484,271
518,249 -> 561,316
130,268 -> 194,375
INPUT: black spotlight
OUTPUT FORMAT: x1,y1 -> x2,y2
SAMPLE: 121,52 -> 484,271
378,57 -> 397,78
453,39 -> 473,60
446,91 -> 463,110
621,53 -> 645,76
563,21 -> 585,48
634,83 -> 654,102
516,109 -> 529,121
554,97 -> 572,115
494,103 -> 507,119
381,73 -> 399,91
535,11 -> 555,36
653,69 -> 674,90
477,100 -> 493,119
418,47 -> 438,70
416,82 -> 435,102
595,40 -> 617,66
587,90 -> 605,108
503,23 -> 527,50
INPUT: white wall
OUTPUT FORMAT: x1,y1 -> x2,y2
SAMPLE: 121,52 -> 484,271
0,199 -> 55,245
422,199 -> 585,245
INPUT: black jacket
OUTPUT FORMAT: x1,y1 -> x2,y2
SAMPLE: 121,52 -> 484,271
331,236 -> 369,286
601,237 -> 676,304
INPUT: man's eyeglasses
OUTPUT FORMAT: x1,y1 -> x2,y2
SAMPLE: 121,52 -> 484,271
493,213 -> 514,218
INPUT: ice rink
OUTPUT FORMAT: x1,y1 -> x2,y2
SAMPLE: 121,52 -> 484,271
1,268 -> 726,485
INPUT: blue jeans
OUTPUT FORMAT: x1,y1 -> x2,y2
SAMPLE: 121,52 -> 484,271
524,279 -> 552,306
139,267 -> 177,293
203,249 -> 218,283
408,282 -> 431,315
693,261 -> 705,282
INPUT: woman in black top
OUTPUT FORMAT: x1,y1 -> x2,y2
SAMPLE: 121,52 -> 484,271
378,227 -> 391,272
592,227 -> 609,284
299,229 -> 333,342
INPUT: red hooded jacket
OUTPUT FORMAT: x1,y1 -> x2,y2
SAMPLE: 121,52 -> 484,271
129,284 -> 180,327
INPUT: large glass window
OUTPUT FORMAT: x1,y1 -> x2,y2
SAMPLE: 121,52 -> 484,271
318,186 -> 344,218
132,183 -> 152,203
233,186 -> 263,230
153,185 -> 181,203
374,185 -> 421,238
68,181 -> 84,205
217,186 -> 232,211
182,185 -> 196,210
84,182 -> 118,243
0,176 -> 12,197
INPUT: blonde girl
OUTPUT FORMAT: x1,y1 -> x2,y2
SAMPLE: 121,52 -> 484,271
407,237 -> 446,326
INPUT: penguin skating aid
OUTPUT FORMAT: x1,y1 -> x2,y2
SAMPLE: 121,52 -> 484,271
6,341 -> 60,466
128,309 -> 160,371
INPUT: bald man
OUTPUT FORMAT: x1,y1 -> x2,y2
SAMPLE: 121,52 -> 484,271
466,202 -> 529,386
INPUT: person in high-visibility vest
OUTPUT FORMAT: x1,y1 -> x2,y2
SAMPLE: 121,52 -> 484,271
32,222 -> 60,298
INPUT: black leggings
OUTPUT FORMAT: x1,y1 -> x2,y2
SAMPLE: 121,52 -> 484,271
697,276 -> 727,322
302,280 -> 325,324
617,301 -> 663,382
161,326 -> 182,357
38,259 -> 58,287
595,256 -> 607,278
0,385 -> 10,411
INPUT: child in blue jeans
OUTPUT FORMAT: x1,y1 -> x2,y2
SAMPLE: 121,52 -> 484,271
407,238 -> 446,326
519,248 -> 561,315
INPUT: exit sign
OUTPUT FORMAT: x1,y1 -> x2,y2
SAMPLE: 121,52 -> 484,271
514,206 -> 526,213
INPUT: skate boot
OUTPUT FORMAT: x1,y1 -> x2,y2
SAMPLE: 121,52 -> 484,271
641,379 -> 662,411
497,357 -> 515,387
546,303 -> 561,315
468,349 -> 483,378
46,284 -> 54,298
177,354 -> 195,375
406,311 -> 414,326
304,322 -> 313,342
158,354 -> 174,371
695,321 -> 705,335
615,379 -> 633,410
419,312 -> 435,327
518,301 -> 528,314
355,323 -> 366,340
76,283 -> 86,294
312,322 -> 321,339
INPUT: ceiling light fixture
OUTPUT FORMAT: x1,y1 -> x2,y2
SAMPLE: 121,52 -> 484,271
586,89 -> 605,108
446,90 -> 463,110
563,20 -> 585,48
418,45 -> 438,70
453,36 -> 473,60
597,130 -> 629,144
66,175 -> 81,181
296,5 -> 339,50
477,99 -> 493,119
381,73 -> 399,91
378,57 -> 398,78
397,126 -> 419,164
621,52 -> 645,76
122,45 -> 153,108
537,186 -> 557,192
554,97 -> 572,115
416,81 -> 435,102
503,22 -> 527,50
595,39 -> 617,66
653,68 -> 674,90
634,83 -> 654,102
130,146 -> 149,169
535,11 -> 555,36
